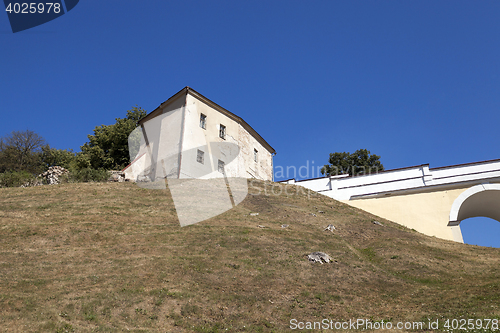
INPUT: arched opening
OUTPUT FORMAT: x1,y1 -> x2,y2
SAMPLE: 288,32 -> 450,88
460,216 -> 500,248
449,184 -> 500,247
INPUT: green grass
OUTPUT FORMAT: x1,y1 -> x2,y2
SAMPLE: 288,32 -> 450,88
0,180 -> 500,331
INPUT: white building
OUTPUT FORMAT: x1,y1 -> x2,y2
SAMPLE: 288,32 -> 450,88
124,87 -> 275,182
281,159 -> 500,243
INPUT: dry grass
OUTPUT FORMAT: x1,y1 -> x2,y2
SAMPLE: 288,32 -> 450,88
0,180 -> 499,332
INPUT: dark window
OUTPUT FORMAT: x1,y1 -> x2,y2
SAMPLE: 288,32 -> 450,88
218,159 -> 225,174
200,114 -> 206,129
219,124 -> 226,139
196,149 -> 204,164
254,149 -> 258,162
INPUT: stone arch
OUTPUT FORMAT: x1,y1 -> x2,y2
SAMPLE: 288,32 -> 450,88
449,184 -> 500,226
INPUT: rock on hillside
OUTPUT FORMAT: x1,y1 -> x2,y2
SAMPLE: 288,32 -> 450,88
39,166 -> 69,185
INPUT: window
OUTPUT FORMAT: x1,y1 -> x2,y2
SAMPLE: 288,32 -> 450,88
196,149 -> 204,164
219,124 -> 226,139
200,114 -> 206,129
218,159 -> 225,174
254,149 -> 258,162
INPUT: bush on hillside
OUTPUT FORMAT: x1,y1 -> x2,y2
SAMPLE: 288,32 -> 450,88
69,168 -> 110,183
0,168 -> 112,187
0,171 -> 38,188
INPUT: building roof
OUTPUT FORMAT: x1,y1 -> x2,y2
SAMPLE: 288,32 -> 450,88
139,87 -> 276,155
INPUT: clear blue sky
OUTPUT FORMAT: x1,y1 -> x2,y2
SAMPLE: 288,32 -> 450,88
1,1 -> 499,247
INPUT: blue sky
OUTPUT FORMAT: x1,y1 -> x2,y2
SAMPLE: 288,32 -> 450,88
1,1 -> 499,247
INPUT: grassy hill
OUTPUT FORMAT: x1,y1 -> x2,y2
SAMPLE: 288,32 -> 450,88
0,180 -> 499,332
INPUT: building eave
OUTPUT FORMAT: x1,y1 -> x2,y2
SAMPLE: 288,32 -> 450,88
138,87 -> 188,125
139,86 -> 276,155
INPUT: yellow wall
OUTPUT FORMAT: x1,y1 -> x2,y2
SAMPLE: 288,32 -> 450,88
343,187 -> 471,242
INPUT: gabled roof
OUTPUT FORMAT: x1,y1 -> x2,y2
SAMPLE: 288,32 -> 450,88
139,87 -> 276,155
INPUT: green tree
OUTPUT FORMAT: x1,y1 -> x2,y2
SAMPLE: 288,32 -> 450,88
320,149 -> 384,176
79,106 -> 147,170
40,145 -> 76,170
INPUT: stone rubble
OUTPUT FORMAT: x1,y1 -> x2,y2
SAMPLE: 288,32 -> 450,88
18,167 -> 130,188
20,178 -> 42,188
324,224 -> 336,232
307,252 -> 333,264
39,166 -> 70,185
108,170 -> 126,182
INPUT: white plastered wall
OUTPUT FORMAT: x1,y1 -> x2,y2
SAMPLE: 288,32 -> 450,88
180,94 -> 240,179
180,93 -> 273,181
125,94 -> 185,181
237,124 -> 273,181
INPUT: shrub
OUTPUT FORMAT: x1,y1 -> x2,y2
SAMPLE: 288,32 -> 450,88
0,168 -> 112,186
69,168 -> 109,183
0,171 -> 38,188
